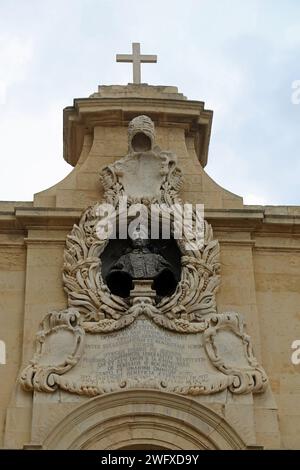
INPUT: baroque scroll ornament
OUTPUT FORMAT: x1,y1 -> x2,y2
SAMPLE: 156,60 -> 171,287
20,115 -> 268,398
20,309 -> 84,393
20,310 -> 267,396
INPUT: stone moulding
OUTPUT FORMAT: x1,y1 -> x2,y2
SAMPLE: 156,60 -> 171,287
42,390 -> 247,450
53,372 -> 233,398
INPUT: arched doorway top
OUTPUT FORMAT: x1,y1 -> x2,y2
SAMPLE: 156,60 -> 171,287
43,389 -> 246,450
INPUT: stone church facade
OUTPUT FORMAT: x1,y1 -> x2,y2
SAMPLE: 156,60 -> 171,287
0,81 -> 299,450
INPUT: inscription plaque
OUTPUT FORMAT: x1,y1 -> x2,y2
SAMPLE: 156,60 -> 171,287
60,316 -> 226,393
21,311 -> 267,396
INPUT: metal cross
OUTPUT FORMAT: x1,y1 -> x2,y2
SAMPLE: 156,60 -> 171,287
116,43 -> 157,84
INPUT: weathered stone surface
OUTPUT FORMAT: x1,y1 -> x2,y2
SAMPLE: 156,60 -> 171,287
0,82 -> 299,450
60,317 -> 223,393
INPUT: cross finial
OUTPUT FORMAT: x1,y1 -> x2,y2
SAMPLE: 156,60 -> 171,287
116,43 -> 157,84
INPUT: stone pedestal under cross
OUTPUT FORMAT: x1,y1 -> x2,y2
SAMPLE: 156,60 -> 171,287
116,42 -> 157,84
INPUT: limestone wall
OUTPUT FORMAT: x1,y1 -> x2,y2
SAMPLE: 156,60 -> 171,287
0,86 -> 299,449
0,235 -> 26,447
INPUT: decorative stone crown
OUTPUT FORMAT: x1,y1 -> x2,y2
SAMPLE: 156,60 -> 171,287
128,115 -> 155,152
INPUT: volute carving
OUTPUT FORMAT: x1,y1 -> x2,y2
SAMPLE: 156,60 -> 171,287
20,115 -> 268,398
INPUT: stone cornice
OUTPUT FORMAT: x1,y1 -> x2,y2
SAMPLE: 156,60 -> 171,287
63,96 -> 213,169
206,208 -> 300,233
0,206 -> 299,238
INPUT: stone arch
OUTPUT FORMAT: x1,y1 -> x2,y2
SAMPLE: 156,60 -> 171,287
43,389 -> 246,450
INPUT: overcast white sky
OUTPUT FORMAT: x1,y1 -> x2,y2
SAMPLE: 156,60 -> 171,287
0,0 -> 299,205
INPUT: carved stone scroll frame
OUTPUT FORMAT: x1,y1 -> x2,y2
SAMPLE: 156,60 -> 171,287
20,308 -> 85,393
203,313 -> 268,394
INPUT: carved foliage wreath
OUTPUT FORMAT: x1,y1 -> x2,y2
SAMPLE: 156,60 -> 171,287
63,154 -> 221,334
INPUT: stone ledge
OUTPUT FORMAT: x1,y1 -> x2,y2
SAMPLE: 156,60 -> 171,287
0,206 -> 299,233
90,84 -> 187,100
